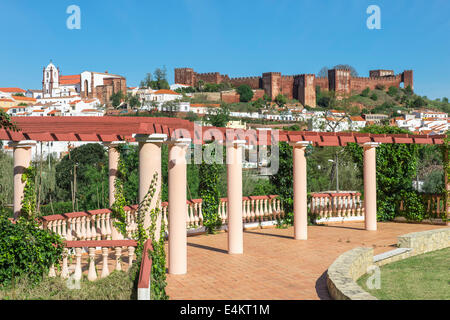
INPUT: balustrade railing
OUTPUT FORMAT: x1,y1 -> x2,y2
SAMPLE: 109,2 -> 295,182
48,240 -> 137,281
40,196 -> 283,239
399,194 -> 447,219
310,192 -> 364,219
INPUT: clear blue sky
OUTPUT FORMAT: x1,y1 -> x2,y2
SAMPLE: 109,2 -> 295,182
1,0 -> 449,99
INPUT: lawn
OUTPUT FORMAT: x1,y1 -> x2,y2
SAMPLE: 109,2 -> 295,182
357,247 -> 450,300
0,263 -> 139,300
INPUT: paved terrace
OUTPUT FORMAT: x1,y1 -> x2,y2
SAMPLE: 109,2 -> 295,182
165,222 -> 445,300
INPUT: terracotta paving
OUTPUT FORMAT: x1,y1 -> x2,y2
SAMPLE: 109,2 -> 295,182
165,221 -> 446,300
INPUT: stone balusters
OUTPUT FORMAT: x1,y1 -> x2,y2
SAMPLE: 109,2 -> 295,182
88,247 -> 97,281
55,241 -> 138,281
61,248 -> 70,279
115,247 -> 122,271
101,247 -> 110,278
73,247 -> 82,281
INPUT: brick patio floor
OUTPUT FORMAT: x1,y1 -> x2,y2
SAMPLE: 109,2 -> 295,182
165,221 -> 447,300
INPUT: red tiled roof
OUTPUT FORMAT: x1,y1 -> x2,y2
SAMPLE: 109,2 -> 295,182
0,87 -> 26,93
0,117 -> 445,146
12,96 -> 36,102
153,89 -> 180,95
60,75 -> 81,85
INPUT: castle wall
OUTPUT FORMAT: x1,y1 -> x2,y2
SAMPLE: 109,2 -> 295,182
229,76 -> 261,89
174,68 -> 413,107
280,76 -> 294,99
350,75 -> 402,92
314,77 -> 329,92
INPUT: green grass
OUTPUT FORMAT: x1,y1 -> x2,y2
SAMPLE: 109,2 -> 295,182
357,247 -> 450,300
0,263 -> 140,300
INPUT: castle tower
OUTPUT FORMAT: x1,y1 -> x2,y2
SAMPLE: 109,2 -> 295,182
174,68 -> 196,86
262,72 -> 281,100
402,70 -> 414,91
328,68 -> 351,96
296,74 -> 316,107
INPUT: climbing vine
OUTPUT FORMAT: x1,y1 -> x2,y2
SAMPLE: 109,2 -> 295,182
111,155 -> 129,237
346,125 -> 419,221
442,131 -> 449,222
135,172 -> 168,300
21,166 -> 37,219
198,143 -> 222,233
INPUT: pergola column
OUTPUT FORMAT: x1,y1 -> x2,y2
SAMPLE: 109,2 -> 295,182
227,140 -> 246,254
168,138 -> 191,275
104,141 -> 124,240
290,141 -> 310,240
445,147 -> 449,226
134,134 -> 166,235
362,142 -> 380,231
9,140 -> 36,219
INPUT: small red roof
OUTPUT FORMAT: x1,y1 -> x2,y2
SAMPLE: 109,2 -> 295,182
60,75 -> 81,85
0,87 -> 26,93
154,89 -> 180,95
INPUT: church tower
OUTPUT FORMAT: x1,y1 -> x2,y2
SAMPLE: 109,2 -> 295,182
42,61 -> 60,97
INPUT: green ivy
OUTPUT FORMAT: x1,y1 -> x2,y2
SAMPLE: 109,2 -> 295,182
346,125 -> 420,221
110,154 -> 129,237
441,131 -> 449,222
199,143 -> 222,233
21,166 -> 37,219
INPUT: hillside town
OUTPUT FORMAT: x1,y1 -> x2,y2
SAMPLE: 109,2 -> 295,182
0,62 -> 448,137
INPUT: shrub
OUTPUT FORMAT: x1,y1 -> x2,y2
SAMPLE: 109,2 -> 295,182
387,86 -> 399,97
0,214 -> 64,286
400,191 -> 425,221
361,87 -> 370,97
236,85 -> 254,102
370,93 -> 378,101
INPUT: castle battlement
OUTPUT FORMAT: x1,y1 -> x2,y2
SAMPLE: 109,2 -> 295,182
174,67 -> 414,108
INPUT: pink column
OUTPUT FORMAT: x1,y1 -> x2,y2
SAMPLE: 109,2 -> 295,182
291,141 -> 310,240
445,148 -> 449,226
227,140 -> 246,254
362,142 -> 380,231
10,140 -> 36,219
134,134 -> 166,233
168,138 -> 191,274
104,142 -> 123,240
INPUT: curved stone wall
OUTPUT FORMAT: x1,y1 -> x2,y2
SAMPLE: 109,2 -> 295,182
326,227 -> 450,300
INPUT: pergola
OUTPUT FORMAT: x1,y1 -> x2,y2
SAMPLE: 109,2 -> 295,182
1,116 -> 446,275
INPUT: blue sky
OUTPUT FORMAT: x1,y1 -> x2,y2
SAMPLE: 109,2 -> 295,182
0,0 -> 449,99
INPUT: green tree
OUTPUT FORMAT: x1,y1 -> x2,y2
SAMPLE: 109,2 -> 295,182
0,110 -> 17,131
126,93 -> 141,109
236,84 -> 254,102
55,143 -> 108,210
110,91 -> 125,108
422,170 -> 444,194
205,104 -> 230,127
361,87 -> 370,97
274,93 -> 287,108
387,86 -> 399,97
370,93 -> 378,101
